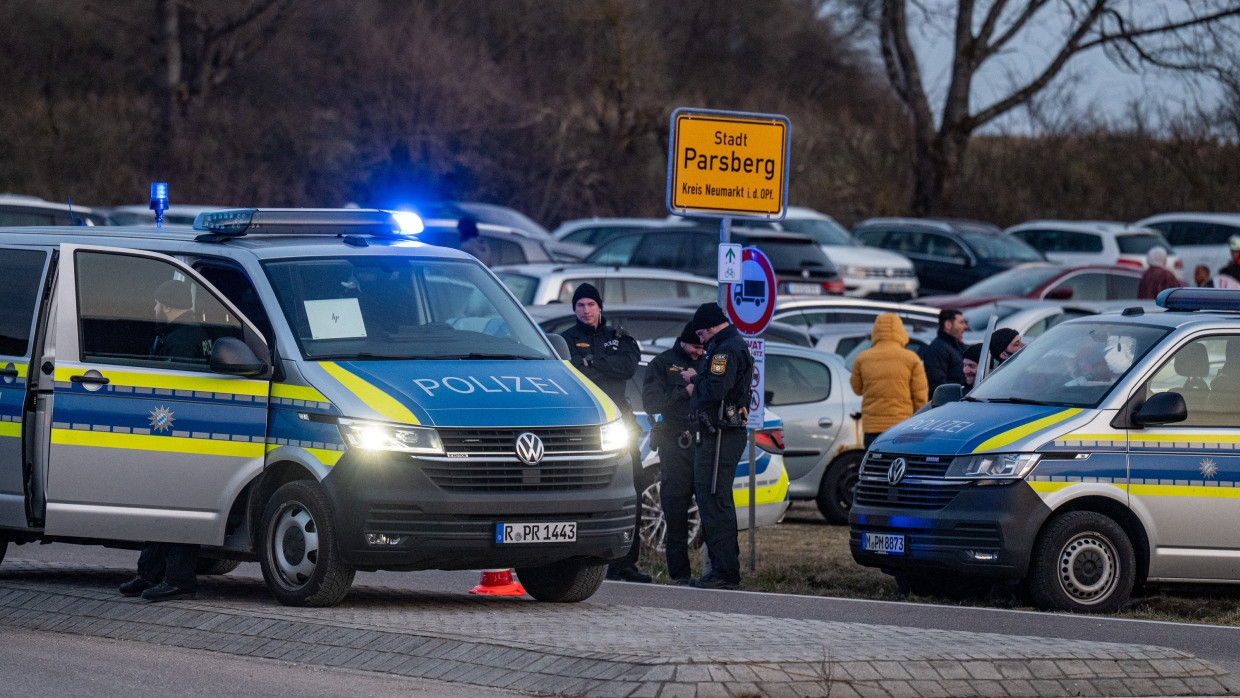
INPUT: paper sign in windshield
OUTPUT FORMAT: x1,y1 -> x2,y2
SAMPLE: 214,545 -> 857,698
305,298 -> 367,339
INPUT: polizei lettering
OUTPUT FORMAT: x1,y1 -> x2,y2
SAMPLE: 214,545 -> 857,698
412,375 -> 570,397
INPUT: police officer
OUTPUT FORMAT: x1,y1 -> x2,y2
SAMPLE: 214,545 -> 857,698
558,283 -> 649,582
685,302 -> 753,590
640,322 -> 705,585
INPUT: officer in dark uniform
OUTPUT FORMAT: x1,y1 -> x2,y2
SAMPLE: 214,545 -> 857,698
119,279 -> 209,602
685,302 -> 753,590
640,322 -> 705,584
557,283 -> 649,582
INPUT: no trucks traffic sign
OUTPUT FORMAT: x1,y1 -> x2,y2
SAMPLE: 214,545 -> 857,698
666,107 -> 790,220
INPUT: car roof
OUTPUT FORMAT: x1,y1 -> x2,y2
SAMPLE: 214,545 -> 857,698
551,217 -> 671,236
774,296 -> 940,315
853,217 -> 1002,234
1134,212 -> 1240,226
1004,220 -> 1162,236
491,263 -> 713,281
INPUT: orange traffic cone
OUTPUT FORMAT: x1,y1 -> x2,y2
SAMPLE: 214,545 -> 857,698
469,568 -> 527,597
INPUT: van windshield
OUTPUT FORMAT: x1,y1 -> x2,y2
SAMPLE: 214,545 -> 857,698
968,321 -> 1168,407
263,257 -> 554,360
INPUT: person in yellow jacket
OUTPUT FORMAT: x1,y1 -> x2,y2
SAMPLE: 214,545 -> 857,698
850,312 -> 929,447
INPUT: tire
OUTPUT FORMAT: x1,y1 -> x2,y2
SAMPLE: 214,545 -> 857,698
1027,511 -> 1135,613
257,480 -> 355,607
816,452 -> 862,525
195,558 -> 241,576
638,464 -> 702,556
515,559 -> 607,602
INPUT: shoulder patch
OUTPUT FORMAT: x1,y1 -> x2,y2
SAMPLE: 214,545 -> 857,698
710,354 -> 728,375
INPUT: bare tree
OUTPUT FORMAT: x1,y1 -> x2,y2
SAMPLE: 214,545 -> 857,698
844,1 -> 1240,215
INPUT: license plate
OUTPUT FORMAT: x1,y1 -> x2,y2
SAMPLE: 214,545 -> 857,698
784,282 -> 823,295
863,532 -> 905,555
879,282 -> 911,293
495,522 -> 577,544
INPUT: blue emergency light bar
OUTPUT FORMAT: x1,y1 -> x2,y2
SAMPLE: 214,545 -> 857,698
149,182 -> 169,228
1156,287 -> 1240,312
192,208 -> 422,238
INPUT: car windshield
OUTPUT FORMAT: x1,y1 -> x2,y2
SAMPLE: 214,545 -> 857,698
778,217 -> 855,246
960,231 -> 1043,262
959,265 -> 1062,297
264,257 -> 553,360
968,321 -> 1169,407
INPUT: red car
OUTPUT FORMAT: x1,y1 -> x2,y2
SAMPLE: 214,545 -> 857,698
915,262 -> 1144,309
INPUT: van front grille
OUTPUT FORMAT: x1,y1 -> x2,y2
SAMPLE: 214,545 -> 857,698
437,426 -> 600,455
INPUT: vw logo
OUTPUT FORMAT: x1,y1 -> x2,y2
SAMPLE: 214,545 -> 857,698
887,457 -> 907,486
515,432 -> 545,465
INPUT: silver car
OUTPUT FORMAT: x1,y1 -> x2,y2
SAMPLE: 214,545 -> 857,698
494,263 -> 719,306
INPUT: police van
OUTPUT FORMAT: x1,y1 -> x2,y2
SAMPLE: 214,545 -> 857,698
850,288 -> 1240,613
0,208 -> 636,606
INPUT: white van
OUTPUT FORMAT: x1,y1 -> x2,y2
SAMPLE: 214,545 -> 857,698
0,209 -> 635,606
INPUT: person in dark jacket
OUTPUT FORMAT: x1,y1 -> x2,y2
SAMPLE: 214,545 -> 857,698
989,327 -> 1025,365
558,283 -> 649,582
640,322 -> 704,584
923,308 -> 967,395
120,279 -> 209,602
1137,247 -> 1181,299
683,303 -> 753,590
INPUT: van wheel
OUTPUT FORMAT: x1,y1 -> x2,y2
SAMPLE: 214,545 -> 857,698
516,559 -> 607,602
195,558 -> 241,576
639,465 -> 703,556
258,481 -> 355,607
1027,511 -> 1135,613
817,452 -> 862,525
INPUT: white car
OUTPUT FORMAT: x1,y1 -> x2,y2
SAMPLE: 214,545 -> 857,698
1133,212 -> 1240,280
0,194 -> 107,226
494,263 -> 719,306
778,207 -> 919,299
1006,220 -> 1182,279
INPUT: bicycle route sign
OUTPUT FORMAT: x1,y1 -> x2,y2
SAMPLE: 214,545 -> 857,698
725,247 -> 776,336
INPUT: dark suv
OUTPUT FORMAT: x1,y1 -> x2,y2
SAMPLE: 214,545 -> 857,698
853,218 -> 1043,295
585,225 -> 845,296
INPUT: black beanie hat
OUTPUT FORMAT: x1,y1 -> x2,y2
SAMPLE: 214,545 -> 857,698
691,302 -> 728,331
962,342 -> 983,363
677,321 -> 701,345
571,282 -> 603,309
989,328 -> 1019,362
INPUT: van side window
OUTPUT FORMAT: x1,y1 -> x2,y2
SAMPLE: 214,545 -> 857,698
0,249 -> 48,357
76,251 -> 241,371
1143,336 -> 1240,427
194,263 -> 274,344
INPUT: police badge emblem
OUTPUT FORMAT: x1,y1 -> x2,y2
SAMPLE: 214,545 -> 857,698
710,353 -> 728,375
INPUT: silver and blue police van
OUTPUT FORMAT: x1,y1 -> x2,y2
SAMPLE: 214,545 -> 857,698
0,208 -> 635,606
851,288 -> 1240,613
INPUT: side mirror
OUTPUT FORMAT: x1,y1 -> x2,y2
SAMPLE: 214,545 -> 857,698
546,333 -> 571,360
931,383 -> 964,407
1133,391 -> 1187,426
1045,287 -> 1073,300
209,336 -> 267,376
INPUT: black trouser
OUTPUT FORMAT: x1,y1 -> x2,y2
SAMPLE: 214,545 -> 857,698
137,542 -> 199,590
609,419 -> 644,571
864,432 -> 881,448
658,427 -> 694,580
693,427 -> 747,583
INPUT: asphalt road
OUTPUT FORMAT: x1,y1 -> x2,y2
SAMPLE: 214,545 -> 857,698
10,540 -> 1240,677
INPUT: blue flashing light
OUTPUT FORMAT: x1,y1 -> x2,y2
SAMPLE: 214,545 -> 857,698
1156,287 -> 1240,312
389,210 -> 424,236
149,182 -> 169,229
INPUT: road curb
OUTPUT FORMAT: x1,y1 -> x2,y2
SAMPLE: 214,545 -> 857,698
1,560 -> 1237,697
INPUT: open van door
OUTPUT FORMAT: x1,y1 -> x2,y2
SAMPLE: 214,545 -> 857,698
40,245 -> 271,545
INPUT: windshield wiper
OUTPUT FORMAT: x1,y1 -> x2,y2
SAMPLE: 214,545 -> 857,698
982,397 -> 1056,406
458,352 -> 541,360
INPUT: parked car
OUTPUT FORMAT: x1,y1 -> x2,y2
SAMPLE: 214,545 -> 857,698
419,221 -> 555,266
853,218 -> 1043,295
552,217 -> 679,247
914,263 -> 1143,310
414,201 -> 591,262
1133,212 -> 1240,279
625,352 -> 789,552
105,204 -> 227,226
0,194 -> 107,226
527,302 -> 813,348
494,264 -> 718,306
1006,220 -> 1182,278
586,225 -> 845,296
778,207 -> 919,300
771,296 -> 941,336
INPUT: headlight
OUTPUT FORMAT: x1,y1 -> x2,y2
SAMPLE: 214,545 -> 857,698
599,419 -> 630,452
843,265 -> 867,277
339,419 -> 443,455
945,453 -> 1040,479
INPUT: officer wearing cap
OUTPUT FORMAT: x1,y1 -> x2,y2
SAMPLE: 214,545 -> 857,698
684,302 -> 753,590
640,322 -> 705,585
558,283 -> 649,582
